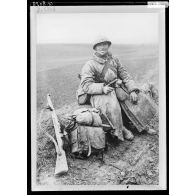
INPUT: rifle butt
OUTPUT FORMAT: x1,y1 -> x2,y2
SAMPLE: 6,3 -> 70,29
55,152 -> 68,176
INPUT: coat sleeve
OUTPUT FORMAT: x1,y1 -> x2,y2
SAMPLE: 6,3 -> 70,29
80,61 -> 104,94
115,57 -> 138,93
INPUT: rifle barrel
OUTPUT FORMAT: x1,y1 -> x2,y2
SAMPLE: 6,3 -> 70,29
106,79 -> 118,87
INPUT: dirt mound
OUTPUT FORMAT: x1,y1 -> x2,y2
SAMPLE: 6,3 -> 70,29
36,102 -> 159,185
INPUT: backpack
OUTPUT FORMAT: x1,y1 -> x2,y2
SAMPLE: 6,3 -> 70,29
63,108 -> 106,159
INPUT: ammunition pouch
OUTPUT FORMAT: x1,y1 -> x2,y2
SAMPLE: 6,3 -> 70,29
76,87 -> 91,105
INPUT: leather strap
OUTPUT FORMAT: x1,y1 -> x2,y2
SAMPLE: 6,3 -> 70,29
101,60 -> 111,79
99,59 -> 117,84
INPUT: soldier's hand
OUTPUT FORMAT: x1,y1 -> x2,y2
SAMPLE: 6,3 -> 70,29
103,86 -> 114,94
130,91 -> 138,103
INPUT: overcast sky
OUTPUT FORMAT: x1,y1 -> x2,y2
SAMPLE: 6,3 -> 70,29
36,12 -> 159,44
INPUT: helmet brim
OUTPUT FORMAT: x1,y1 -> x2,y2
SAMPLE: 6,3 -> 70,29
93,41 -> 111,50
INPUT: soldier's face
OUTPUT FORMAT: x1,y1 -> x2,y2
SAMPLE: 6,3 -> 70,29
95,42 -> 110,55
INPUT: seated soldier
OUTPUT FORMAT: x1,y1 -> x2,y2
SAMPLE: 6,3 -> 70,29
77,36 -> 155,141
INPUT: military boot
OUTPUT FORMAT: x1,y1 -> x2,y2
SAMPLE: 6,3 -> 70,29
112,129 -> 124,141
122,127 -> 134,140
145,128 -> 157,135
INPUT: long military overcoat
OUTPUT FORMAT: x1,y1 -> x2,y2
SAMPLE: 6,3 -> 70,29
78,52 -> 136,140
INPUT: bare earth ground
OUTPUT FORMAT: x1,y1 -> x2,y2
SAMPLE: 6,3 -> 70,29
37,103 -> 159,186
38,135 -> 159,185
36,44 -> 159,186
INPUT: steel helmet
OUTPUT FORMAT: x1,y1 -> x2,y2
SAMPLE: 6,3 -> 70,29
93,36 -> 112,50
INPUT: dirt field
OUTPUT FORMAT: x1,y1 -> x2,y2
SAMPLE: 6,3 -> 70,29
36,44 -> 159,186
38,135 -> 159,186
37,103 -> 159,186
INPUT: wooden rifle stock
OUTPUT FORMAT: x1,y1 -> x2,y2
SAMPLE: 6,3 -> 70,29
47,94 -> 68,175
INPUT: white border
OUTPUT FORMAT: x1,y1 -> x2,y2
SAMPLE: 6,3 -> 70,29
31,5 -> 167,191
31,6 -> 37,191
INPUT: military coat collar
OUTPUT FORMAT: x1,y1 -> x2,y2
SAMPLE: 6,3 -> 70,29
93,52 -> 113,64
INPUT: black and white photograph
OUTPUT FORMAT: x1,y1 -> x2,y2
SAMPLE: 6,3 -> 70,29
30,2 -> 168,191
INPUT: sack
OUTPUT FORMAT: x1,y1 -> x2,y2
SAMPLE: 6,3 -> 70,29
70,124 -> 105,158
76,87 -> 91,105
120,92 -> 158,132
61,107 -> 105,158
73,108 -> 102,127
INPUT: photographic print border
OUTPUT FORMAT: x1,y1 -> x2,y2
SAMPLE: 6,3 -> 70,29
27,0 -> 169,193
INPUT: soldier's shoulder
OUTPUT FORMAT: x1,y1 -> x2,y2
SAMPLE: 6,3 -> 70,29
110,53 -> 118,59
86,58 -> 95,64
84,59 -> 96,66
82,59 -> 96,70
111,55 -> 120,63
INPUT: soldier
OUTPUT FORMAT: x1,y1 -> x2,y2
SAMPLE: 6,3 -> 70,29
77,36 -> 155,141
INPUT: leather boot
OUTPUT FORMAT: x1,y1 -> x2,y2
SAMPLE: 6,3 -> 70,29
112,129 -> 124,141
145,128 -> 157,135
122,127 -> 134,140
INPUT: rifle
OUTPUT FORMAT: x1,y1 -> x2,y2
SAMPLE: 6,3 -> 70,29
47,94 -> 68,175
105,78 -> 118,88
